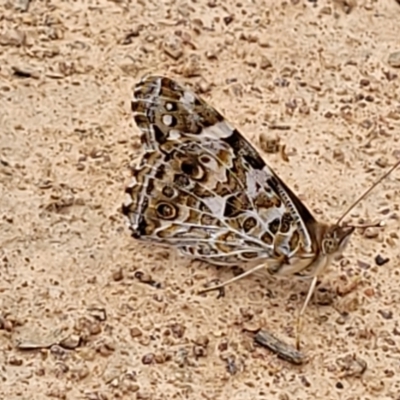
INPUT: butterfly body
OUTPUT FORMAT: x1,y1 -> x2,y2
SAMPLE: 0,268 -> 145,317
123,75 -> 353,284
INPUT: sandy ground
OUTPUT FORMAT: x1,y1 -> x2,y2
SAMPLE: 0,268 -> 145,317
1,0 -> 400,399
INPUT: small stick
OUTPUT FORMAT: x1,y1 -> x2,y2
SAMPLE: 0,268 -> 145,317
254,330 -> 307,365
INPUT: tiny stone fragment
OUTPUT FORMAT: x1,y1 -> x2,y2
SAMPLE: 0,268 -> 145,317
193,345 -> 207,358
0,30 -> 26,46
197,78 -> 211,94
60,334 -> 81,349
162,35 -> 184,60
205,50 -> 217,60
12,65 -> 40,79
122,26 -> 142,44
0,317 -> 13,331
259,135 -> 280,154
375,157 -> 389,168
218,339 -> 228,352
170,322 -> 185,339
357,260 -> 370,269
259,135 -> 288,161
221,354 -> 238,375
375,254 -> 389,266
8,356 -> 23,366
96,338 -> 116,356
154,353 -> 166,364
336,354 -> 367,378
223,15 -> 234,25
260,55 -> 272,69
335,0 -> 357,14
388,51 -> 400,68
193,335 -> 209,347
174,347 -> 189,367
363,227 -> 380,239
378,310 -> 393,320
87,307 -> 107,322
181,54 -> 201,77
364,287 -> 375,297
142,353 -> 155,365
300,375 -> 311,387
112,268 -> 123,281
130,327 -> 143,338
134,271 -> 161,288
383,70 -> 398,81
15,0 -> 31,11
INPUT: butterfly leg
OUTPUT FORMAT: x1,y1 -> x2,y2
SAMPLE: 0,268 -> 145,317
295,275 -> 318,350
198,263 -> 268,295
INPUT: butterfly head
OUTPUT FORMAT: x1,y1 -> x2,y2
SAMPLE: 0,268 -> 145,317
320,224 -> 355,257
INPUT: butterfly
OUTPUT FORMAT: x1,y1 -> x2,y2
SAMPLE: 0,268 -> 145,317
122,75 -> 399,349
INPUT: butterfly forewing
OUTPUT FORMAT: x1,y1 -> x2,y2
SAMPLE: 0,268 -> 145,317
123,75 -> 316,267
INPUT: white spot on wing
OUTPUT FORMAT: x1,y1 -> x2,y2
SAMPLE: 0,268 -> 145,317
201,121 -> 234,139
169,129 -> 181,140
181,90 -> 196,108
202,196 -> 225,218
162,114 -> 173,126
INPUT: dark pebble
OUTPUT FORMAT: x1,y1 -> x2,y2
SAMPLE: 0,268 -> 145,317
142,353 -> 155,365
378,310 -> 393,320
375,254 -> 389,266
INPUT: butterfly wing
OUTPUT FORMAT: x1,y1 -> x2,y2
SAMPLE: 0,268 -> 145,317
123,75 -> 317,267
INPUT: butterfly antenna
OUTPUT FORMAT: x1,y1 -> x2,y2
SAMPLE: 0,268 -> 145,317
336,159 -> 400,226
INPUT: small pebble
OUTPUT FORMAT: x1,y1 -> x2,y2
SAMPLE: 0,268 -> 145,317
15,0 -> 31,11
300,375 -> 311,387
363,227 -> 379,239
142,353 -> 155,365
0,29 -> 26,46
375,254 -> 389,266
223,15 -> 234,25
88,307 -> 107,322
89,322 -> 102,335
259,135 -> 281,154
154,353 -> 166,364
336,382 -> 344,389
205,50 -> 218,60
357,260 -> 370,269
224,355 -> 238,375
383,70 -> 398,81
170,323 -> 185,339
218,339 -> 228,352
388,51 -> 400,68
130,327 -> 143,338
364,288 -> 375,297
112,268 -> 123,281
12,65 -> 40,79
96,339 -> 116,356
162,35 -> 183,60
122,26 -> 141,44
193,335 -> 209,347
259,56 -> 272,70
336,354 -> 367,378
134,271 -> 161,288
193,345 -> 207,358
378,310 -> 393,320
375,157 -> 388,168
8,356 -> 23,366
60,334 -> 81,349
